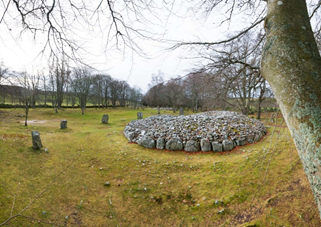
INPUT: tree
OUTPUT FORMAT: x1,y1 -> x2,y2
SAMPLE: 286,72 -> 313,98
49,58 -> 69,112
71,67 -> 93,114
128,86 -> 143,109
145,72 -> 165,114
118,80 -> 130,107
13,71 -> 40,126
109,79 -> 120,108
261,0 -> 321,215
0,62 -> 9,103
102,74 -> 112,108
164,77 -> 184,113
0,62 -> 8,85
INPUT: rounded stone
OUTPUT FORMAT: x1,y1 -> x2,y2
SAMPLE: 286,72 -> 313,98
137,136 -> 155,149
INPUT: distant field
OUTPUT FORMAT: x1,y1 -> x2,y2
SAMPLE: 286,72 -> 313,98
0,108 -> 319,226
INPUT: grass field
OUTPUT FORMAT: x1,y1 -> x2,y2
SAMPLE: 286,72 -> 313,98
0,108 -> 320,226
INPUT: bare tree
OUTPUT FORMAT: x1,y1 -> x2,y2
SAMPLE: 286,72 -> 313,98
0,62 -> 8,85
128,86 -> 143,109
118,80 -> 130,107
163,77 -> 184,113
70,67 -> 93,114
0,62 -> 9,104
12,71 -> 40,126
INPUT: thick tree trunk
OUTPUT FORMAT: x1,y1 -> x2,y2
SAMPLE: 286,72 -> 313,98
261,0 -> 321,216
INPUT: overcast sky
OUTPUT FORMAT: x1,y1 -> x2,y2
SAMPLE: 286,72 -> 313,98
0,1 -> 258,92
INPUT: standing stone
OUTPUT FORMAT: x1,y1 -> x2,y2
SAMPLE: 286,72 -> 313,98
60,120 -> 67,129
156,138 -> 165,150
102,114 -> 109,124
165,138 -> 183,151
201,138 -> 212,152
31,131 -> 43,150
185,140 -> 200,152
222,139 -> 234,151
212,142 -> 223,152
137,112 -> 143,119
179,108 -> 184,115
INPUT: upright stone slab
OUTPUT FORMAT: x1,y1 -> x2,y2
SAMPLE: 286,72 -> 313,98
32,131 -> 43,150
236,137 -> 248,146
222,139 -> 234,151
165,138 -> 183,151
185,140 -> 200,152
156,138 -> 165,150
102,114 -> 109,124
179,108 -> 184,115
201,138 -> 212,152
212,142 -> 223,152
137,112 -> 143,119
60,120 -> 67,129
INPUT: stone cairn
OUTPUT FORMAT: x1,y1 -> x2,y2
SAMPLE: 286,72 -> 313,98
102,114 -> 109,124
137,112 -> 143,119
124,111 -> 267,152
60,120 -> 67,129
31,131 -> 43,150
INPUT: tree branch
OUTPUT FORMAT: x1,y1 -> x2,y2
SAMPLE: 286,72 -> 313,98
0,164 -> 70,226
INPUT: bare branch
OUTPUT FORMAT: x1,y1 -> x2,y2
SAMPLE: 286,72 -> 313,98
0,164 -> 70,226
170,17 -> 265,49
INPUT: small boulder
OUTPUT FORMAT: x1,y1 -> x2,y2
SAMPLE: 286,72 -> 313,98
60,120 -> 67,129
102,114 -> 109,124
137,136 -> 155,149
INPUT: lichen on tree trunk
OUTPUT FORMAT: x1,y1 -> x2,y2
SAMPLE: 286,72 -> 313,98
261,0 -> 321,216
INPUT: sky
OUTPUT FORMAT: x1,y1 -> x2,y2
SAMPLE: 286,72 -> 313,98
0,1 -> 259,92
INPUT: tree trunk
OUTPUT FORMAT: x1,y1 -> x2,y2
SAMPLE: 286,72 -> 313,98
261,0 -> 321,216
24,101 -> 29,126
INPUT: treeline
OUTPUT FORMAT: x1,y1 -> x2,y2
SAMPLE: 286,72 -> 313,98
143,32 -> 279,119
0,60 -> 143,115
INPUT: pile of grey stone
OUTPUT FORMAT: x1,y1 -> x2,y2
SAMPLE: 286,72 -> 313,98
124,111 -> 267,152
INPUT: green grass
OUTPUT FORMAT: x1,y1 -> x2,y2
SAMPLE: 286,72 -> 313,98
0,108 -> 320,226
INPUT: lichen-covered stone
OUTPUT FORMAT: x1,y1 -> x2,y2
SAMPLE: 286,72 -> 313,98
60,120 -> 67,129
156,138 -> 165,150
137,112 -> 143,119
166,138 -> 183,151
236,137 -> 248,146
212,142 -> 223,152
200,138 -> 212,152
137,136 -> 155,149
102,114 -> 109,124
222,139 -> 234,151
32,131 -> 43,150
179,108 -> 184,115
185,140 -> 200,152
